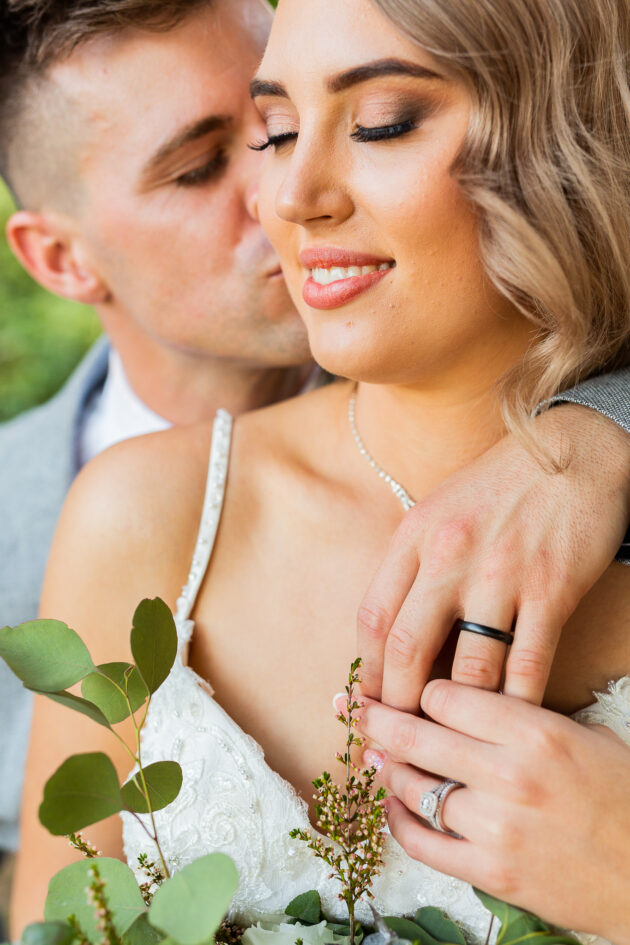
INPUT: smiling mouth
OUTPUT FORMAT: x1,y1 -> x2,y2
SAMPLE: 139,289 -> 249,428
310,262 -> 394,285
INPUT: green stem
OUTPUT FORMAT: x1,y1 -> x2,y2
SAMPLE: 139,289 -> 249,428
125,691 -> 171,879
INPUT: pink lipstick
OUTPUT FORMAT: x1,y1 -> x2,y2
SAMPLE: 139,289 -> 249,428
299,247 -> 394,310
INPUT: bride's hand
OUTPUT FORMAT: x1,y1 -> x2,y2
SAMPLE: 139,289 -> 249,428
340,680 -> 630,943
357,404 -> 630,710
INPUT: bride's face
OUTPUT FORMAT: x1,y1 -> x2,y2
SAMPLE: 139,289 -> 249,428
254,0 -> 531,387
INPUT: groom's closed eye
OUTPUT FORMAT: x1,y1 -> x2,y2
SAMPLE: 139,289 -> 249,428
137,114 -> 233,192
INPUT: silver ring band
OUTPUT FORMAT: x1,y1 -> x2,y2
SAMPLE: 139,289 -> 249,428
419,779 -> 464,837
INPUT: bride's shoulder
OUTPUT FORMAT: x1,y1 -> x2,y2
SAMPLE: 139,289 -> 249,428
41,422 -> 214,634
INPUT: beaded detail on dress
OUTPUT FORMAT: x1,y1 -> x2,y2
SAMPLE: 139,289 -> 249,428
122,410 -> 629,945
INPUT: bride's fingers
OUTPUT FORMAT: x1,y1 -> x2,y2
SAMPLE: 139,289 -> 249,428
385,796 -> 483,886
420,678 -> 550,744
344,695 -> 491,786
366,752 -> 473,841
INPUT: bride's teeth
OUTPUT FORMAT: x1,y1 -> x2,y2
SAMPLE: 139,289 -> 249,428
310,262 -> 392,285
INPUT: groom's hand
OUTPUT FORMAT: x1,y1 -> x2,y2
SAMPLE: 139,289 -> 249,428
357,404 -> 630,709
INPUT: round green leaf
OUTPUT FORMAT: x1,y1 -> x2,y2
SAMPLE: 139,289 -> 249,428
122,913 -> 166,945
82,663 -> 149,724
34,690 -> 111,729
383,918 -> 438,945
39,752 -> 123,835
414,908 -> 466,945
0,620 -> 95,691
130,599 -> 177,694
121,761 -> 183,813
285,891 -> 323,925
148,853 -> 238,945
21,921 -> 76,945
45,858 -> 146,943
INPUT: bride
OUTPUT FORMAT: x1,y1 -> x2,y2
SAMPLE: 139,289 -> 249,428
14,0 -> 630,940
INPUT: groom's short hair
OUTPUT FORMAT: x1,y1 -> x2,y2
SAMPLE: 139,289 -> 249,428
0,0 -> 212,207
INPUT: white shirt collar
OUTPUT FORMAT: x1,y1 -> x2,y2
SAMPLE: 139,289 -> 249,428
79,349 -> 170,467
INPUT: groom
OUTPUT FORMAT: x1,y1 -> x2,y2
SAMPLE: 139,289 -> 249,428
1,0 -> 630,893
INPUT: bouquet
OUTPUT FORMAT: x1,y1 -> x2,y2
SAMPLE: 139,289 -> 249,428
0,600 -> 579,945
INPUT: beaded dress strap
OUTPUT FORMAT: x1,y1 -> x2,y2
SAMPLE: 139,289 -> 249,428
174,409 -> 233,626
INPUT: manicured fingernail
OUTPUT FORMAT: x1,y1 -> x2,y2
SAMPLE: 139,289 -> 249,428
363,749 -> 385,772
333,692 -> 346,713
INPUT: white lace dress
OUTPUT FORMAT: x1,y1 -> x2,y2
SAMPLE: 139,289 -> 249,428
122,410 -> 630,944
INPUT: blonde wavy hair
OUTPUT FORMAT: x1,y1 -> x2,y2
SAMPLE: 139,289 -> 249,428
372,0 -> 630,460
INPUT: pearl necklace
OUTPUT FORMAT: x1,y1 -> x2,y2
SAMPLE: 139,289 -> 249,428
348,385 -> 416,512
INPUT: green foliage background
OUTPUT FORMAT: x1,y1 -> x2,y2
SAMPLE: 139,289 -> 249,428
0,181 -> 101,424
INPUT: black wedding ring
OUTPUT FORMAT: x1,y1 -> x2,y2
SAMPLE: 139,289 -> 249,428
455,620 -> 514,646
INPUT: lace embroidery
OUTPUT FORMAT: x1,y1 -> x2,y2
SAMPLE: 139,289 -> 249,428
122,410 -> 629,945
573,677 -> 630,741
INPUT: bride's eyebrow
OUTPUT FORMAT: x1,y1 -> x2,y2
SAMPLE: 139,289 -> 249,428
249,57 -> 445,100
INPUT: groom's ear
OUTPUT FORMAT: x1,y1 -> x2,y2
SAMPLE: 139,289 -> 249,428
6,209 -> 110,305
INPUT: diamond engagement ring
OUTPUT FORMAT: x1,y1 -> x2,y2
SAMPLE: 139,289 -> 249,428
419,779 -> 465,837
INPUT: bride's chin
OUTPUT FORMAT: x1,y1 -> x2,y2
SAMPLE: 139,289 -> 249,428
307,336 -> 410,386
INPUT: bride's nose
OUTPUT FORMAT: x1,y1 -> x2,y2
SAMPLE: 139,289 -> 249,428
275,132 -> 354,227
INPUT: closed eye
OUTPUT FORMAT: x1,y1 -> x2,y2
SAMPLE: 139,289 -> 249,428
174,149 -> 229,186
249,131 -> 298,152
351,119 -> 417,142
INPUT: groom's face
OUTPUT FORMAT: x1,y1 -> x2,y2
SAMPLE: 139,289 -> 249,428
46,0 -> 310,367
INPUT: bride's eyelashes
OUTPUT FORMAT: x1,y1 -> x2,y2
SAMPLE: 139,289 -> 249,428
350,118 -> 417,142
249,131 -> 297,152
248,116 -> 420,152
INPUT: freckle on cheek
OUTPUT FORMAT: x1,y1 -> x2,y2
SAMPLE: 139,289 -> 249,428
346,321 -> 353,328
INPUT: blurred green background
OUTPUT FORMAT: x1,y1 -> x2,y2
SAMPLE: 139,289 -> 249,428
0,181 -> 101,424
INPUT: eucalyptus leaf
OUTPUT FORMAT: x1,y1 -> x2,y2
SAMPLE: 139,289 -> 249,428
33,690 -> 111,729
285,891 -> 323,925
82,662 -> 148,724
0,620 -> 95,691
39,752 -> 123,835
148,853 -> 238,945
122,913 -> 166,945
21,921 -> 76,945
45,858 -> 146,943
130,599 -> 177,694
383,918 -> 440,945
121,761 -> 183,813
414,908 -> 466,945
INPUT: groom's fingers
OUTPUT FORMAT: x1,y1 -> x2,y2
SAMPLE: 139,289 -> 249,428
502,600 -> 563,704
357,524 -> 420,701
379,579 -> 457,712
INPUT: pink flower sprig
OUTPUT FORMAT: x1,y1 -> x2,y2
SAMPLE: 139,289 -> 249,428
67,832 -> 101,859
136,852 -> 165,906
85,863 -> 121,945
290,658 -> 387,945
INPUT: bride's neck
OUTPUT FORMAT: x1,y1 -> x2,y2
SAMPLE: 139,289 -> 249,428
351,377 -> 508,503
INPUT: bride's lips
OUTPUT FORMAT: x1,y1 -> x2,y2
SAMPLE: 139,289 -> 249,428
299,247 -> 395,310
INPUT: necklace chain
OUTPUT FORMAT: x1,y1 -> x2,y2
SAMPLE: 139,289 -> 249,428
348,386 -> 416,511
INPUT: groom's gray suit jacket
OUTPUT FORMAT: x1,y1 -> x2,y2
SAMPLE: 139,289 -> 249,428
0,338 -> 109,852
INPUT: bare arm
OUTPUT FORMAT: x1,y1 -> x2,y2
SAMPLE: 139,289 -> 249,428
10,431 -> 202,935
